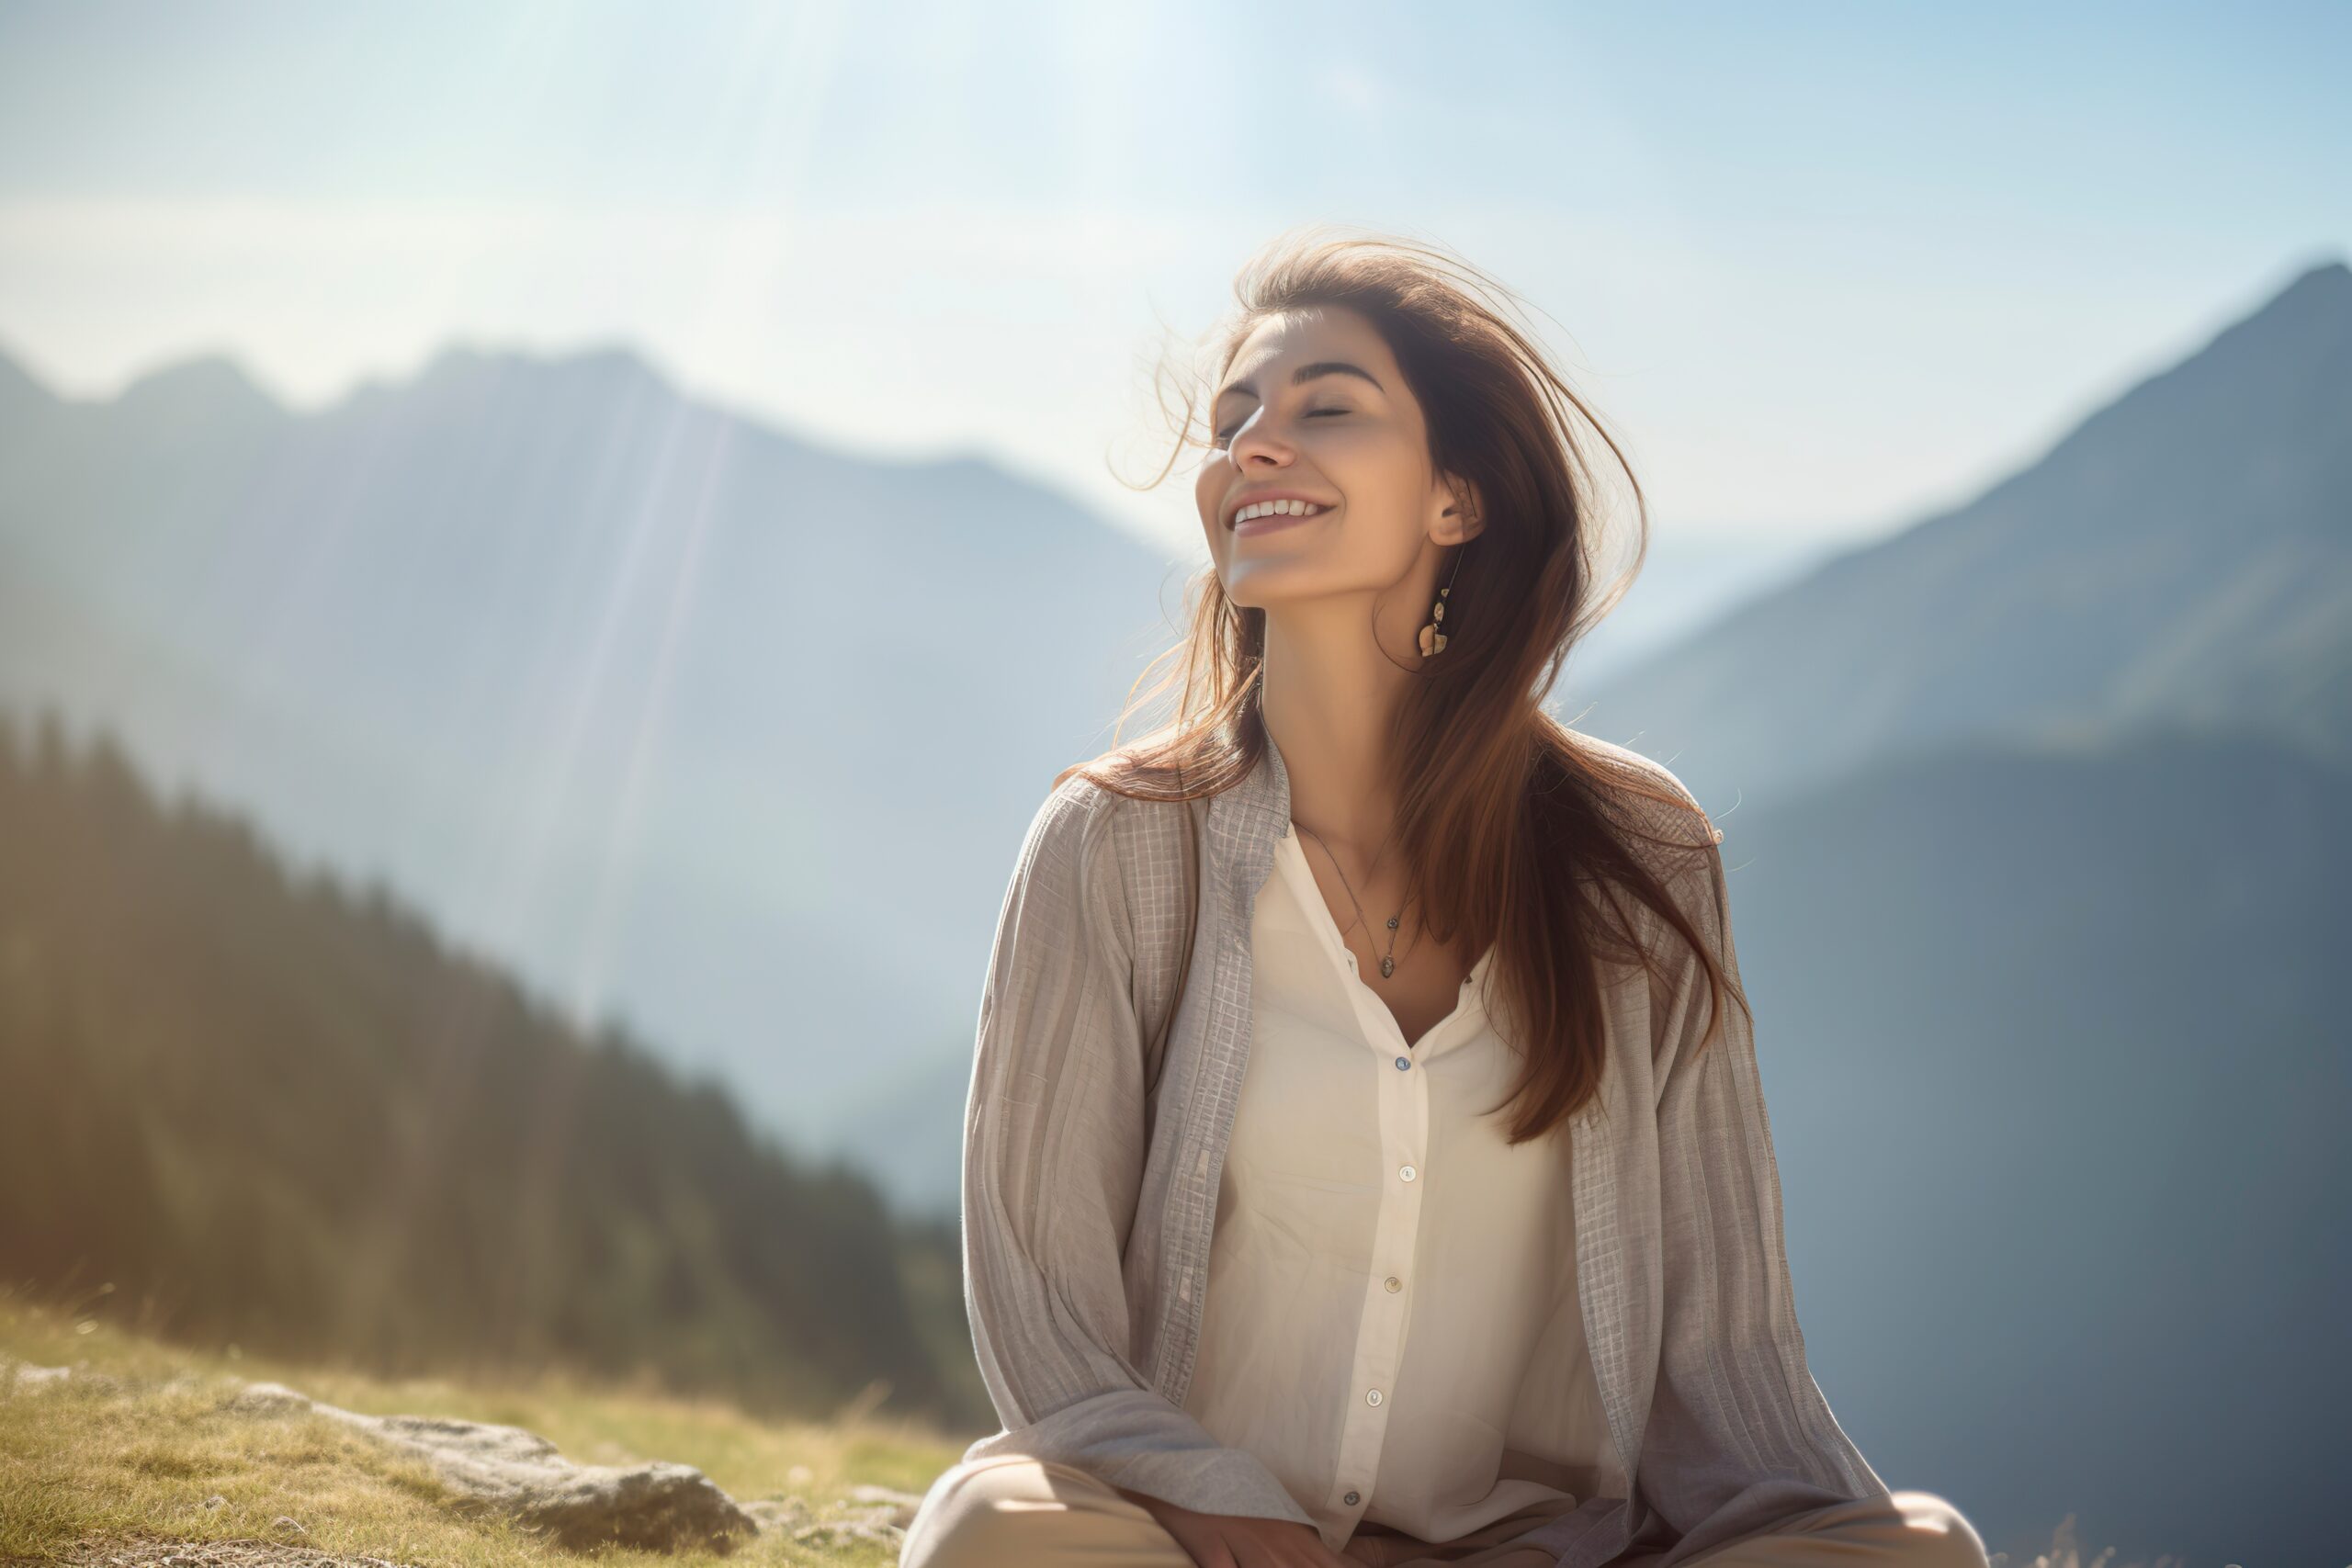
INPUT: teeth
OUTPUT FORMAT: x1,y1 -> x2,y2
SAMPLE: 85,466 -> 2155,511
1235,499 -> 1327,524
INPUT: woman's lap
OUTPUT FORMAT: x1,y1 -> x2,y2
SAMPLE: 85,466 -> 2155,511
899,1454 -> 1195,1567
1623,1491 -> 1989,1568
900,1455 -> 1985,1568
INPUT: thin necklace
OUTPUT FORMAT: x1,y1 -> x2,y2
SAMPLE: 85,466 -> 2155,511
1294,820 -> 1419,980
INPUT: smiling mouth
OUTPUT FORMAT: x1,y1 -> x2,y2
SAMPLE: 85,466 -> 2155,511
1232,507 -> 1333,537
1230,502 -> 1336,536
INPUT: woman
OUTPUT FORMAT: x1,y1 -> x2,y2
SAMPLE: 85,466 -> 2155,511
900,231 -> 1987,1568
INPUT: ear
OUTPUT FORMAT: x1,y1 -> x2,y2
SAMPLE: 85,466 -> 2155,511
1437,473 -> 1487,546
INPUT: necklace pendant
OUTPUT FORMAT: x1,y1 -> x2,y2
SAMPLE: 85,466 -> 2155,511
1380,956 -> 1396,978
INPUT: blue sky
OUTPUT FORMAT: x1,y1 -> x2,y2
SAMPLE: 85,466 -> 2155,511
0,0 -> 2341,555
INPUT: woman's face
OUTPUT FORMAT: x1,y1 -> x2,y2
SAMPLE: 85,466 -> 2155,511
1195,303 -> 1478,613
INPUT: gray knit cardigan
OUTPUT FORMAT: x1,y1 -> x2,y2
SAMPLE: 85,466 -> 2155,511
957,728 -> 1888,1568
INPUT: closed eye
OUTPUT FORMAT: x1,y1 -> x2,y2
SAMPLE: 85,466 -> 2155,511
1212,406 -> 1350,449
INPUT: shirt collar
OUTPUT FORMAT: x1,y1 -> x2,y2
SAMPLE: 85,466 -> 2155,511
1204,720 -> 1293,908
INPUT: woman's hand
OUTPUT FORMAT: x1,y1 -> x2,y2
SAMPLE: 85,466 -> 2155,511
1114,1486 -> 1355,1568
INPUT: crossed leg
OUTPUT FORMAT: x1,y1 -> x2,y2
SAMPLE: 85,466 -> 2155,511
899,1454 -> 1988,1568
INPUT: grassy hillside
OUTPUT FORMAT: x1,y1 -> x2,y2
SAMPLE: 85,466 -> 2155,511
0,1290 -> 967,1567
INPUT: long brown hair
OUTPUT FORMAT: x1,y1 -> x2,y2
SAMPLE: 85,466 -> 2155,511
1060,226 -> 1742,1143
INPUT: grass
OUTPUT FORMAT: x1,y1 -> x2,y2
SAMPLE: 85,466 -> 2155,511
0,1288 -> 2194,1568
0,1287 -> 971,1568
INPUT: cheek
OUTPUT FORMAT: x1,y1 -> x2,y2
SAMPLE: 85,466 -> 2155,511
1331,421 -> 1409,473
1311,425 -> 1407,503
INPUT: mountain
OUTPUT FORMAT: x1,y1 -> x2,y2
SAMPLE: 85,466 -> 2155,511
1555,261 -> 2352,1562
0,340 -> 1183,1166
1724,726 -> 2349,1566
0,706 -> 987,1428
1577,258 -> 2352,815
0,331 -> 1940,1213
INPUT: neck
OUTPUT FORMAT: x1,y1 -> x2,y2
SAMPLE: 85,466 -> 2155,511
1258,605 -> 1408,861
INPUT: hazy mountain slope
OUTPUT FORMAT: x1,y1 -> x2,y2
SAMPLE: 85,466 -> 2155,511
0,710 -> 986,1427
1579,259 -> 2352,814
1724,727 -> 2348,1567
0,342 -> 1182,1156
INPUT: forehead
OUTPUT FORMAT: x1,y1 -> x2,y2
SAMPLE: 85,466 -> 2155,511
1226,303 -> 1394,377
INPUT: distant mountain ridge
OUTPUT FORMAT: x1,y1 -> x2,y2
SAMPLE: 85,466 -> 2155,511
1580,257 -> 2352,814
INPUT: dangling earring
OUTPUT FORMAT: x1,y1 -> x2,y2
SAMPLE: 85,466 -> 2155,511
1419,522 -> 1472,658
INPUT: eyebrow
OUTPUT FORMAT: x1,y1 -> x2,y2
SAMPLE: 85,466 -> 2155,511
1216,360 -> 1386,405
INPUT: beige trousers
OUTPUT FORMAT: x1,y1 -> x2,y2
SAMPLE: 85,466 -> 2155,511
899,1454 -> 1989,1568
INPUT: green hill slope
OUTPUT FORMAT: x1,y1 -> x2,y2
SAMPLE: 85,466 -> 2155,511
0,704 -> 986,1432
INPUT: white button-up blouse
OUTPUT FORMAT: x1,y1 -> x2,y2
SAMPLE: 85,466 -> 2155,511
1177,818 -> 1623,1555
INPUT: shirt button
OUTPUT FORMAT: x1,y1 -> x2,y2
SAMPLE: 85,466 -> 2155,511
1344,1490 -> 1361,1506
1366,1388 -> 1383,1405
1394,1055 -> 1410,1071
1399,1164 -> 1417,1182
1385,1275 -> 1402,1292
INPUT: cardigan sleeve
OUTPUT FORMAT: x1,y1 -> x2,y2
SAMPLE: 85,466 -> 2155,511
1634,821 -> 1893,1566
957,777 -> 1317,1527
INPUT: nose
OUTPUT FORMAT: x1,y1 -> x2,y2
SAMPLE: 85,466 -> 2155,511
1227,412 -> 1295,468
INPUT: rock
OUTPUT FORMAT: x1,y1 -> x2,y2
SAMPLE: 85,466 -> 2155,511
6,1359 -> 124,1395
781,1483 -> 925,1550
846,1482 -> 926,1521
228,1382 -> 759,1553
225,1383 -> 312,1418
11,1357 -> 899,1559
739,1496 -> 812,1532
